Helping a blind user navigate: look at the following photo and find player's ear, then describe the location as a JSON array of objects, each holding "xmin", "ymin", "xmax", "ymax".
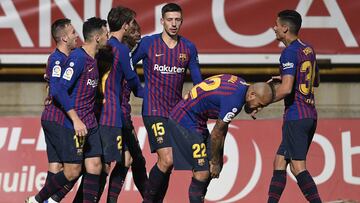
[{"xmin": 160, "ymin": 17, "xmax": 164, "ymax": 26}]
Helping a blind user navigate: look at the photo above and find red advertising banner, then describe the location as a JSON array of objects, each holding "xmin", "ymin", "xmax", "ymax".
[
  {"xmin": 0, "ymin": 0, "xmax": 360, "ymax": 64},
  {"xmin": 0, "ymin": 116, "xmax": 359, "ymax": 202}
]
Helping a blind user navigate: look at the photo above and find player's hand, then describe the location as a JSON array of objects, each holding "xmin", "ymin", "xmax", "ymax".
[
  {"xmin": 210, "ymin": 161, "xmax": 222, "ymax": 179},
  {"xmin": 73, "ymin": 119, "xmax": 88, "ymax": 137}
]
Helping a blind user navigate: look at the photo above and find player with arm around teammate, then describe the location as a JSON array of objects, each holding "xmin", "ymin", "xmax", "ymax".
[
  {"xmin": 168, "ymin": 74, "xmax": 274, "ymax": 203},
  {"xmin": 266, "ymin": 10, "xmax": 321, "ymax": 203}
]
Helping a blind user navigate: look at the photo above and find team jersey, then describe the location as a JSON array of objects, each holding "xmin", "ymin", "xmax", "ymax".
[
  {"xmin": 41, "ymin": 49, "xmax": 67, "ymax": 125},
  {"xmin": 132, "ymin": 33, "xmax": 202, "ymax": 117},
  {"xmin": 120, "ymin": 79, "xmax": 132, "ymax": 123},
  {"xmin": 55, "ymin": 47, "xmax": 99, "ymax": 129},
  {"xmin": 279, "ymin": 39, "xmax": 318, "ymax": 121},
  {"xmin": 99, "ymin": 37, "xmax": 141, "ymax": 127},
  {"xmin": 170, "ymin": 74, "xmax": 248, "ymax": 135}
]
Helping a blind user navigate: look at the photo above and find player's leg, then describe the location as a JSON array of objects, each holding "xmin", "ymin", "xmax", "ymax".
[
  {"xmin": 123, "ymin": 120, "xmax": 148, "ymax": 197},
  {"xmin": 142, "ymin": 116, "xmax": 173, "ymax": 203},
  {"xmin": 106, "ymin": 148, "xmax": 131, "ymax": 203},
  {"xmin": 190, "ymin": 171, "xmax": 210, "ymax": 203},
  {"xmin": 267, "ymin": 122, "xmax": 289, "ymax": 203},
  {"xmin": 288, "ymin": 119, "xmax": 321, "ymax": 203},
  {"xmin": 82, "ymin": 127, "xmax": 103, "ymax": 202}
]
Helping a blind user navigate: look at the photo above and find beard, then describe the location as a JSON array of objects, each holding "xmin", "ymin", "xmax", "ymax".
[{"xmin": 244, "ymin": 103, "xmax": 253, "ymax": 114}]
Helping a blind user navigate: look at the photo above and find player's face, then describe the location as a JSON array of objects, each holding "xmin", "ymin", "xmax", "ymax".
[
  {"xmin": 126, "ymin": 24, "xmax": 141, "ymax": 47},
  {"xmin": 161, "ymin": 11, "xmax": 183, "ymax": 37},
  {"xmin": 244, "ymin": 93, "xmax": 266, "ymax": 114},
  {"xmin": 64, "ymin": 24, "xmax": 78, "ymax": 50},
  {"xmin": 97, "ymin": 26, "xmax": 109, "ymax": 49},
  {"xmin": 273, "ymin": 17, "xmax": 286, "ymax": 41}
]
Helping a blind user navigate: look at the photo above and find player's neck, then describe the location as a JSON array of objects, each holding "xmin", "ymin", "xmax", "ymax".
[
  {"xmin": 110, "ymin": 31, "xmax": 124, "ymax": 43},
  {"xmin": 57, "ymin": 44, "xmax": 71, "ymax": 56},
  {"xmin": 82, "ymin": 43, "xmax": 97, "ymax": 59},
  {"xmin": 283, "ymin": 35, "xmax": 298, "ymax": 47},
  {"xmin": 161, "ymin": 32, "xmax": 178, "ymax": 48}
]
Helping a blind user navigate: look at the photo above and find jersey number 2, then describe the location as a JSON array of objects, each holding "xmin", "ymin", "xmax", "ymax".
[{"xmin": 190, "ymin": 75, "xmax": 222, "ymax": 99}]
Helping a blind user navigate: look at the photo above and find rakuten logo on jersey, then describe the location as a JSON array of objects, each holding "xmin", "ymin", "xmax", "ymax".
[
  {"xmin": 87, "ymin": 79, "xmax": 98, "ymax": 88},
  {"xmin": 153, "ymin": 64, "xmax": 185, "ymax": 74}
]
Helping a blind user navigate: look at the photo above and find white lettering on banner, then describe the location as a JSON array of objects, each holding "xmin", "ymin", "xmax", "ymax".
[
  {"xmin": 0, "ymin": 127, "xmax": 46, "ymax": 151},
  {"xmin": 286, "ymin": 133, "xmax": 336, "ymax": 185},
  {"xmin": 296, "ymin": 0, "xmax": 358, "ymax": 47},
  {"xmin": 39, "ymin": 0, "xmax": 51, "ymax": 47},
  {"xmin": 0, "ymin": 165, "xmax": 41, "ymax": 192},
  {"xmin": 211, "ymin": 0, "xmax": 275, "ymax": 48},
  {"xmin": 0, "ymin": 0, "xmax": 33, "ymax": 47},
  {"xmin": 342, "ymin": 131, "xmax": 360, "ymax": 185},
  {"xmin": 0, "ymin": 128, "xmax": 8, "ymax": 149},
  {"xmin": 212, "ymin": 0, "xmax": 358, "ymax": 48},
  {"xmin": 206, "ymin": 124, "xmax": 262, "ymax": 202},
  {"xmin": 144, "ymin": 4, "xmax": 165, "ymax": 36}
]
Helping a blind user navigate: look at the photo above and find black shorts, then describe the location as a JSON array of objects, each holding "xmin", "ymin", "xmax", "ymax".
[
  {"xmin": 83, "ymin": 127, "xmax": 102, "ymax": 159},
  {"xmin": 99, "ymin": 125, "xmax": 123, "ymax": 163},
  {"xmin": 42, "ymin": 120, "xmax": 63, "ymax": 163},
  {"xmin": 143, "ymin": 116, "xmax": 172, "ymax": 153},
  {"xmin": 168, "ymin": 119, "xmax": 210, "ymax": 171},
  {"xmin": 277, "ymin": 119, "xmax": 317, "ymax": 160}
]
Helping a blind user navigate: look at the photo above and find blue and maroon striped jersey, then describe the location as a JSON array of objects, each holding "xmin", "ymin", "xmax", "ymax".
[
  {"xmin": 54, "ymin": 48, "xmax": 99, "ymax": 129},
  {"xmin": 99, "ymin": 37, "xmax": 142, "ymax": 127},
  {"xmin": 120, "ymin": 79, "xmax": 132, "ymax": 123},
  {"xmin": 41, "ymin": 49, "xmax": 67, "ymax": 125},
  {"xmin": 279, "ymin": 39, "xmax": 318, "ymax": 121},
  {"xmin": 132, "ymin": 33, "xmax": 202, "ymax": 117},
  {"xmin": 170, "ymin": 74, "xmax": 248, "ymax": 135}
]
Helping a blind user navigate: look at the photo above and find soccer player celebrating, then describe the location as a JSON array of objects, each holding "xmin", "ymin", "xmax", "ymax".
[
  {"xmin": 94, "ymin": 6, "xmax": 145, "ymax": 203},
  {"xmin": 132, "ymin": 3, "xmax": 202, "ymax": 202},
  {"xmin": 27, "ymin": 18, "xmax": 78, "ymax": 203},
  {"xmin": 169, "ymin": 74, "xmax": 274, "ymax": 203},
  {"xmin": 266, "ymin": 10, "xmax": 321, "ymax": 203}
]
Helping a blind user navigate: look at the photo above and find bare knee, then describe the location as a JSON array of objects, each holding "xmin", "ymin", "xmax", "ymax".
[
  {"xmin": 48, "ymin": 162, "xmax": 63, "ymax": 174},
  {"xmin": 273, "ymin": 155, "xmax": 287, "ymax": 170},
  {"xmin": 290, "ymin": 160, "xmax": 306, "ymax": 176},
  {"xmin": 193, "ymin": 171, "xmax": 210, "ymax": 182},
  {"xmin": 85, "ymin": 157, "xmax": 102, "ymax": 174},
  {"xmin": 157, "ymin": 148, "xmax": 173, "ymax": 172},
  {"xmin": 63, "ymin": 163, "xmax": 82, "ymax": 181}
]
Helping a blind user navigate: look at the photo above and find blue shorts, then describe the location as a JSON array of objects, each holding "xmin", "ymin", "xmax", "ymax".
[
  {"xmin": 168, "ymin": 119, "xmax": 210, "ymax": 171},
  {"xmin": 83, "ymin": 127, "xmax": 102, "ymax": 159},
  {"xmin": 143, "ymin": 116, "xmax": 172, "ymax": 153},
  {"xmin": 42, "ymin": 120, "xmax": 63, "ymax": 163},
  {"xmin": 99, "ymin": 125, "xmax": 123, "ymax": 163},
  {"xmin": 277, "ymin": 119, "xmax": 317, "ymax": 160}
]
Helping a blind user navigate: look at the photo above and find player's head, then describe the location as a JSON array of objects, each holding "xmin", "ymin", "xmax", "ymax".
[
  {"xmin": 123, "ymin": 20, "xmax": 141, "ymax": 50},
  {"xmin": 274, "ymin": 10, "xmax": 302, "ymax": 40},
  {"xmin": 161, "ymin": 3, "xmax": 183, "ymax": 37},
  {"xmin": 51, "ymin": 18, "xmax": 78, "ymax": 49},
  {"xmin": 107, "ymin": 6, "xmax": 136, "ymax": 33},
  {"xmin": 244, "ymin": 82, "xmax": 274, "ymax": 115},
  {"xmin": 83, "ymin": 17, "xmax": 108, "ymax": 49}
]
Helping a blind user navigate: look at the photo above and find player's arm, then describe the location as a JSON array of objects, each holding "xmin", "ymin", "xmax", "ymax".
[
  {"xmin": 53, "ymin": 58, "xmax": 87, "ymax": 136},
  {"xmin": 119, "ymin": 46, "xmax": 144, "ymax": 98},
  {"xmin": 188, "ymin": 44, "xmax": 202, "ymax": 85},
  {"xmin": 131, "ymin": 37, "xmax": 148, "ymax": 65},
  {"xmin": 210, "ymin": 119, "xmax": 228, "ymax": 178},
  {"xmin": 314, "ymin": 63, "xmax": 320, "ymax": 87},
  {"xmin": 272, "ymin": 51, "xmax": 297, "ymax": 103}
]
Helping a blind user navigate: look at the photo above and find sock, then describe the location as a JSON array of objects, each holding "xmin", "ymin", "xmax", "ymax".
[
  {"xmin": 155, "ymin": 170, "xmax": 171, "ymax": 202},
  {"xmin": 143, "ymin": 164, "xmax": 167, "ymax": 203},
  {"xmin": 107, "ymin": 163, "xmax": 129, "ymax": 203},
  {"xmin": 296, "ymin": 170, "xmax": 322, "ymax": 203},
  {"xmin": 267, "ymin": 170, "xmax": 287, "ymax": 203},
  {"xmin": 82, "ymin": 173, "xmax": 100, "ymax": 203},
  {"xmin": 35, "ymin": 171, "xmax": 70, "ymax": 202},
  {"xmin": 97, "ymin": 171, "xmax": 108, "ymax": 200},
  {"xmin": 131, "ymin": 154, "xmax": 148, "ymax": 197},
  {"xmin": 189, "ymin": 177, "xmax": 208, "ymax": 203},
  {"xmin": 72, "ymin": 176, "xmax": 84, "ymax": 203},
  {"xmin": 51, "ymin": 177, "xmax": 78, "ymax": 202}
]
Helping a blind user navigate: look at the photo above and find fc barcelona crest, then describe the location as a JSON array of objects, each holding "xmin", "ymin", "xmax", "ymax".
[{"xmin": 179, "ymin": 53, "xmax": 187, "ymax": 63}]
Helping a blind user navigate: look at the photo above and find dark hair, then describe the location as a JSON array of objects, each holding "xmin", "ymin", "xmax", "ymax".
[
  {"xmin": 51, "ymin": 18, "xmax": 71, "ymax": 43},
  {"xmin": 123, "ymin": 20, "xmax": 141, "ymax": 50},
  {"xmin": 278, "ymin": 10, "xmax": 302, "ymax": 35},
  {"xmin": 161, "ymin": 3, "xmax": 182, "ymax": 17},
  {"xmin": 107, "ymin": 6, "xmax": 136, "ymax": 32},
  {"xmin": 83, "ymin": 17, "xmax": 107, "ymax": 41}
]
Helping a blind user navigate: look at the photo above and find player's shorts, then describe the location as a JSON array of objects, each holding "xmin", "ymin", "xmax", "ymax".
[
  {"xmin": 99, "ymin": 125, "xmax": 123, "ymax": 163},
  {"xmin": 168, "ymin": 119, "xmax": 210, "ymax": 171},
  {"xmin": 277, "ymin": 119, "xmax": 317, "ymax": 160},
  {"xmin": 143, "ymin": 116, "xmax": 172, "ymax": 153},
  {"xmin": 42, "ymin": 120, "xmax": 63, "ymax": 163},
  {"xmin": 43, "ymin": 121, "xmax": 101, "ymax": 163}
]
